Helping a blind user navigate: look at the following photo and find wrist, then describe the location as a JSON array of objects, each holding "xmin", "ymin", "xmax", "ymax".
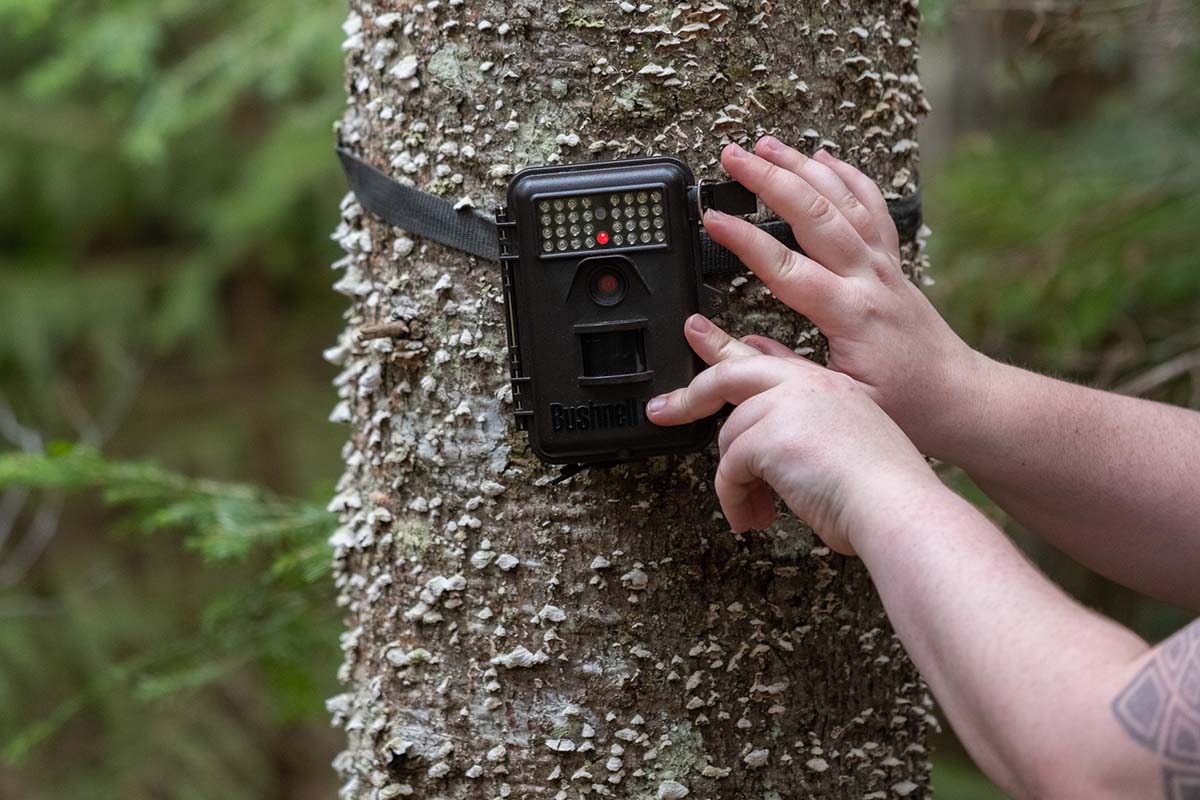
[
  {"xmin": 843, "ymin": 471, "xmax": 954, "ymax": 556},
  {"xmin": 921, "ymin": 346, "xmax": 1006, "ymax": 464}
]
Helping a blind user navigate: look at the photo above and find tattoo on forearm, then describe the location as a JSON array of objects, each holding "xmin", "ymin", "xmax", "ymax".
[{"xmin": 1112, "ymin": 619, "xmax": 1200, "ymax": 800}]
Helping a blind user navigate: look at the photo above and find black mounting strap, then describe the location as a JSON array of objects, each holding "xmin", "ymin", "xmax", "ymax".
[
  {"xmin": 336, "ymin": 147, "xmax": 923, "ymax": 277},
  {"xmin": 337, "ymin": 148, "xmax": 501, "ymax": 261}
]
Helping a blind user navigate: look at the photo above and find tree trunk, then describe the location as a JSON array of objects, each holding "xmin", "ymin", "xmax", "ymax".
[{"xmin": 326, "ymin": 1, "xmax": 933, "ymax": 798}]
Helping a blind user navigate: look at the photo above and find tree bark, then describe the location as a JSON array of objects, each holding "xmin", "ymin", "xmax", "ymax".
[{"xmin": 326, "ymin": 1, "xmax": 933, "ymax": 798}]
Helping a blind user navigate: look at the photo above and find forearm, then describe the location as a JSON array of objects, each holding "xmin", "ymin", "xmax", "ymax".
[
  {"xmin": 932, "ymin": 354, "xmax": 1200, "ymax": 610},
  {"xmin": 853, "ymin": 482, "xmax": 1156, "ymax": 799}
]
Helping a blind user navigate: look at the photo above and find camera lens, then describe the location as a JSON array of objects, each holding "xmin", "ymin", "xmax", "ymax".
[{"xmin": 588, "ymin": 266, "xmax": 626, "ymax": 307}]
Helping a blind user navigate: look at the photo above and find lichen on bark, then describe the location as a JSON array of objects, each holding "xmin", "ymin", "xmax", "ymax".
[{"xmin": 326, "ymin": 1, "xmax": 934, "ymax": 797}]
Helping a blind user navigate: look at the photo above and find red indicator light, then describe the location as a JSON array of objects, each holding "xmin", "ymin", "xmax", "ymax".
[{"xmin": 596, "ymin": 231, "xmax": 610, "ymax": 245}]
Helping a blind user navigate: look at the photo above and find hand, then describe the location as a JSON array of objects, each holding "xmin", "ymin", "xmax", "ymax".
[
  {"xmin": 704, "ymin": 137, "xmax": 984, "ymax": 458},
  {"xmin": 647, "ymin": 314, "xmax": 941, "ymax": 554}
]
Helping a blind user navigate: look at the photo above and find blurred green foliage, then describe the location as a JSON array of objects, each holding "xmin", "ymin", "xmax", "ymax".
[
  {"xmin": 0, "ymin": 447, "xmax": 337, "ymax": 798},
  {"xmin": 0, "ymin": 0, "xmax": 346, "ymax": 405},
  {"xmin": 0, "ymin": 446, "xmax": 332, "ymax": 582},
  {"xmin": 0, "ymin": 0, "xmax": 1197, "ymax": 797},
  {"xmin": 0, "ymin": 0, "xmax": 347, "ymax": 796},
  {"xmin": 930, "ymin": 49, "xmax": 1200, "ymax": 395}
]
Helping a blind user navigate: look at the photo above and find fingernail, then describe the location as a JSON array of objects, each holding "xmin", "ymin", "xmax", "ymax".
[
  {"xmin": 757, "ymin": 135, "xmax": 781, "ymax": 152},
  {"xmin": 814, "ymin": 149, "xmax": 834, "ymax": 162},
  {"xmin": 646, "ymin": 396, "xmax": 667, "ymax": 414},
  {"xmin": 703, "ymin": 208, "xmax": 730, "ymax": 225},
  {"xmin": 725, "ymin": 142, "xmax": 750, "ymax": 159},
  {"xmin": 687, "ymin": 313, "xmax": 712, "ymax": 334}
]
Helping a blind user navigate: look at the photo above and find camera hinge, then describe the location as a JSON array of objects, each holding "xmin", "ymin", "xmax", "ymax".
[{"xmin": 495, "ymin": 206, "xmax": 534, "ymax": 431}]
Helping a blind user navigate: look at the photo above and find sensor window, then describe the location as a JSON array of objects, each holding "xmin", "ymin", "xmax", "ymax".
[
  {"xmin": 587, "ymin": 265, "xmax": 627, "ymax": 307},
  {"xmin": 579, "ymin": 329, "xmax": 646, "ymax": 378}
]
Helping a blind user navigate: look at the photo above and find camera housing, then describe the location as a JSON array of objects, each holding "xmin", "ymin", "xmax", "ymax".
[{"xmin": 497, "ymin": 157, "xmax": 725, "ymax": 465}]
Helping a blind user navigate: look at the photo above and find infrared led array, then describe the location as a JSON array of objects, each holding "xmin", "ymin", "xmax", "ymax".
[{"xmin": 537, "ymin": 190, "xmax": 668, "ymax": 255}]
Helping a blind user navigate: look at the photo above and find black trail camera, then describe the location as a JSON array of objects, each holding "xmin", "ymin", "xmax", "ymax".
[{"xmin": 496, "ymin": 157, "xmax": 756, "ymax": 465}]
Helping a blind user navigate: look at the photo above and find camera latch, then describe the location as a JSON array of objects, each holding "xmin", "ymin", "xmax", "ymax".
[{"xmin": 689, "ymin": 179, "xmax": 758, "ymax": 220}]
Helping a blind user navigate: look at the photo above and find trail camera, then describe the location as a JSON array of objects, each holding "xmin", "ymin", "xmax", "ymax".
[{"xmin": 496, "ymin": 157, "xmax": 756, "ymax": 465}]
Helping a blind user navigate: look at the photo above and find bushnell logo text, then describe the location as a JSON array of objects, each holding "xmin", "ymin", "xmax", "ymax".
[{"xmin": 549, "ymin": 399, "xmax": 643, "ymax": 433}]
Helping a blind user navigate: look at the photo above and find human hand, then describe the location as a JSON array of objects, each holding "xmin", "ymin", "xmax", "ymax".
[
  {"xmin": 646, "ymin": 313, "xmax": 942, "ymax": 554},
  {"xmin": 704, "ymin": 137, "xmax": 984, "ymax": 458}
]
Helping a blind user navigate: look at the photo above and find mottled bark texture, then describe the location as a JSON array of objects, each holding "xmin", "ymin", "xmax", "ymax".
[{"xmin": 326, "ymin": 1, "xmax": 934, "ymax": 798}]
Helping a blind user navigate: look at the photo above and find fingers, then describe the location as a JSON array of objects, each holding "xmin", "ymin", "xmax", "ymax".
[
  {"xmin": 740, "ymin": 334, "xmax": 805, "ymax": 362},
  {"xmin": 746, "ymin": 483, "xmax": 777, "ymax": 530},
  {"xmin": 648, "ymin": 321, "xmax": 784, "ymax": 532},
  {"xmin": 681, "ymin": 313, "xmax": 762, "ymax": 366},
  {"xmin": 717, "ymin": 405, "xmax": 780, "ymax": 531},
  {"xmin": 715, "ymin": 432, "xmax": 776, "ymax": 532},
  {"xmin": 720, "ymin": 142, "xmax": 874, "ymax": 276},
  {"xmin": 716, "ymin": 390, "xmax": 772, "ymax": 456},
  {"xmin": 813, "ymin": 150, "xmax": 900, "ymax": 254},
  {"xmin": 646, "ymin": 356, "xmax": 788, "ymax": 426},
  {"xmin": 754, "ymin": 136, "xmax": 880, "ymax": 247},
  {"xmin": 701, "ymin": 209, "xmax": 847, "ymax": 327}
]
